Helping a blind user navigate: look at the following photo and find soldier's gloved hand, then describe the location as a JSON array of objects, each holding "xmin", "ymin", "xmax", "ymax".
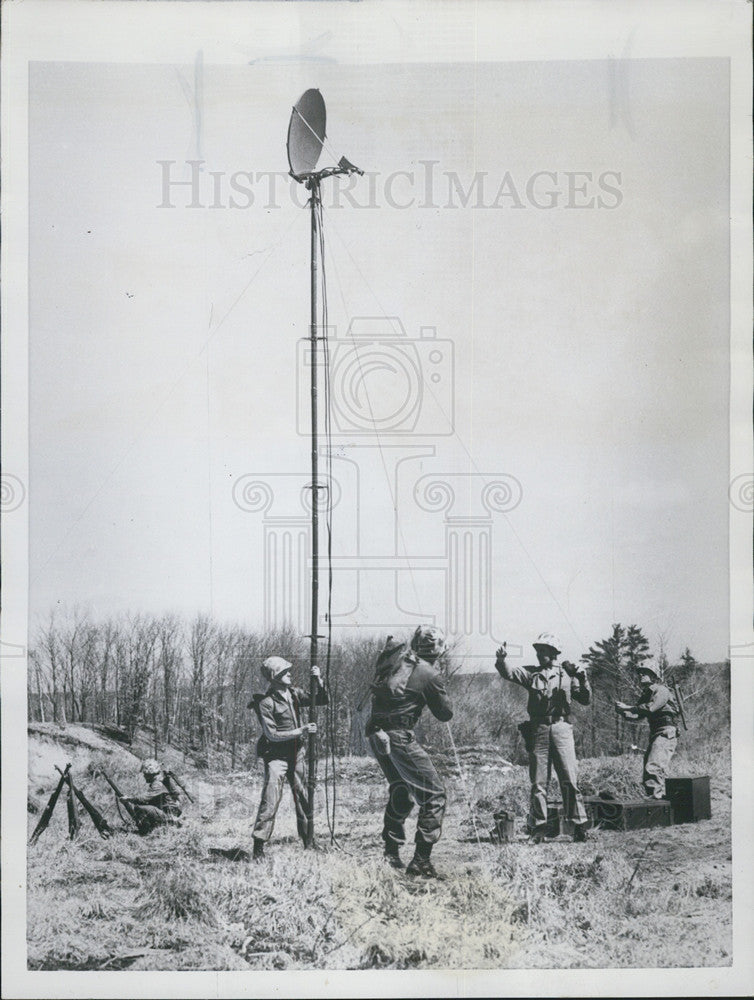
[
  {"xmin": 496, "ymin": 644, "xmax": 508, "ymax": 662},
  {"xmin": 302, "ymin": 722, "xmax": 317, "ymax": 735},
  {"xmin": 561, "ymin": 660, "xmax": 578, "ymax": 677}
]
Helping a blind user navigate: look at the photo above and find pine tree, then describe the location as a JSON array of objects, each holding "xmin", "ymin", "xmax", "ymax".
[
  {"xmin": 580, "ymin": 623, "xmax": 652, "ymax": 754},
  {"xmin": 581, "ymin": 624, "xmax": 626, "ymax": 754},
  {"xmin": 625, "ymin": 625, "xmax": 651, "ymax": 673}
]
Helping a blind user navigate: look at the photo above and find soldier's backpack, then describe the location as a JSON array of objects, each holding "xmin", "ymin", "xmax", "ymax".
[{"xmin": 369, "ymin": 636, "xmax": 420, "ymax": 701}]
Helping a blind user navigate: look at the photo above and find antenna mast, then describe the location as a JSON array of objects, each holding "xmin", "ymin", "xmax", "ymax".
[{"xmin": 286, "ymin": 89, "xmax": 363, "ymax": 847}]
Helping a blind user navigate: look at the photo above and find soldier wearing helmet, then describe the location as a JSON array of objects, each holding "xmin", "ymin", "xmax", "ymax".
[
  {"xmin": 495, "ymin": 632, "xmax": 591, "ymax": 843},
  {"xmin": 119, "ymin": 758, "xmax": 182, "ymax": 833},
  {"xmin": 615, "ymin": 661, "xmax": 680, "ymax": 798},
  {"xmin": 365, "ymin": 625, "xmax": 453, "ymax": 878},
  {"xmin": 249, "ymin": 655, "xmax": 328, "ymax": 861}
]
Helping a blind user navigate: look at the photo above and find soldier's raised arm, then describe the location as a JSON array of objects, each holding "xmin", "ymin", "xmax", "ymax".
[
  {"xmin": 563, "ymin": 660, "xmax": 591, "ymax": 705},
  {"xmin": 494, "ymin": 643, "xmax": 531, "ymax": 686},
  {"xmin": 425, "ymin": 670, "xmax": 453, "ymax": 722}
]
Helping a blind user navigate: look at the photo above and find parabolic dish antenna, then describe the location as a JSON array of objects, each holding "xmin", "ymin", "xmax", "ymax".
[{"xmin": 287, "ymin": 88, "xmax": 326, "ymax": 179}]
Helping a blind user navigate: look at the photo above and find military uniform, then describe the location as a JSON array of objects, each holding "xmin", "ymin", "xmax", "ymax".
[
  {"xmin": 366, "ymin": 639, "xmax": 453, "ymax": 857},
  {"xmin": 498, "ymin": 658, "xmax": 591, "ymax": 831},
  {"xmin": 127, "ymin": 772, "xmax": 182, "ymax": 833},
  {"xmin": 252, "ymin": 683, "xmax": 328, "ymax": 843},
  {"xmin": 623, "ymin": 681, "xmax": 679, "ymax": 798}
]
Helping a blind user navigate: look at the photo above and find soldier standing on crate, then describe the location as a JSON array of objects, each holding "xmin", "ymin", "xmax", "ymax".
[
  {"xmin": 366, "ymin": 625, "xmax": 453, "ymax": 878},
  {"xmin": 120, "ymin": 759, "xmax": 182, "ymax": 833},
  {"xmin": 615, "ymin": 662, "xmax": 680, "ymax": 799},
  {"xmin": 249, "ymin": 656, "xmax": 328, "ymax": 861},
  {"xmin": 495, "ymin": 633, "xmax": 591, "ymax": 844}
]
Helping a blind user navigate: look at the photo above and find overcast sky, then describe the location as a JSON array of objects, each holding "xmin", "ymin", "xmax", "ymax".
[{"xmin": 28, "ymin": 54, "xmax": 730, "ymax": 664}]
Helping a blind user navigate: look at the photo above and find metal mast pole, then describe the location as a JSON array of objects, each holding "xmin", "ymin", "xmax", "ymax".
[{"xmin": 306, "ymin": 178, "xmax": 320, "ymax": 848}]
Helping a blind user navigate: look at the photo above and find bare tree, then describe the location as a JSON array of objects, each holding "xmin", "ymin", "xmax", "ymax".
[{"xmin": 188, "ymin": 614, "xmax": 217, "ymax": 757}]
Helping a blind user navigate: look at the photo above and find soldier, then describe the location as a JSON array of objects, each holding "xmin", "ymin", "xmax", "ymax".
[
  {"xmin": 366, "ymin": 625, "xmax": 453, "ymax": 878},
  {"xmin": 250, "ymin": 656, "xmax": 328, "ymax": 861},
  {"xmin": 615, "ymin": 662, "xmax": 679, "ymax": 799},
  {"xmin": 495, "ymin": 633, "xmax": 591, "ymax": 844},
  {"xmin": 120, "ymin": 759, "xmax": 182, "ymax": 833}
]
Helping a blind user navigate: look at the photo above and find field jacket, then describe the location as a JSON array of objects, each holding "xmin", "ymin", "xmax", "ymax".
[
  {"xmin": 497, "ymin": 660, "xmax": 591, "ymax": 723},
  {"xmin": 254, "ymin": 683, "xmax": 328, "ymax": 759},
  {"xmin": 368, "ymin": 656, "xmax": 453, "ymax": 733},
  {"xmin": 129, "ymin": 775, "xmax": 181, "ymax": 815},
  {"xmin": 629, "ymin": 682, "xmax": 679, "ymax": 737}
]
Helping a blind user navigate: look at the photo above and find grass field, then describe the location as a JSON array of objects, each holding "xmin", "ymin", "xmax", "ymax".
[{"xmin": 26, "ymin": 724, "xmax": 732, "ymax": 971}]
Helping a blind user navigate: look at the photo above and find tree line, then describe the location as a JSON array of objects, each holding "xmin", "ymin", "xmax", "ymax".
[{"xmin": 27, "ymin": 611, "xmax": 729, "ymax": 767}]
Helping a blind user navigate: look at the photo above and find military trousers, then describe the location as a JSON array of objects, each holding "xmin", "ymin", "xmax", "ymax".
[
  {"xmin": 134, "ymin": 803, "xmax": 182, "ymax": 834},
  {"xmin": 252, "ymin": 746, "xmax": 309, "ymax": 843},
  {"xmin": 528, "ymin": 720, "xmax": 588, "ymax": 829},
  {"xmin": 643, "ymin": 727, "xmax": 678, "ymax": 798},
  {"xmin": 369, "ymin": 729, "xmax": 446, "ymax": 848}
]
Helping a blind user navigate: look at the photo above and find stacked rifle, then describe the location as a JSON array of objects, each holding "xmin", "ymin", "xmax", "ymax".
[
  {"xmin": 28, "ymin": 764, "xmax": 194, "ymax": 844},
  {"xmin": 29, "ymin": 763, "xmax": 112, "ymax": 844}
]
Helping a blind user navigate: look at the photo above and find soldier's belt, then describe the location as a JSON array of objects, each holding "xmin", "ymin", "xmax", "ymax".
[{"xmin": 367, "ymin": 713, "xmax": 416, "ymax": 733}]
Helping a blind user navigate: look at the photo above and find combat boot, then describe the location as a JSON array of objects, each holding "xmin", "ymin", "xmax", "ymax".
[
  {"xmin": 406, "ymin": 840, "xmax": 441, "ymax": 879},
  {"xmin": 383, "ymin": 842, "xmax": 404, "ymax": 869},
  {"xmin": 252, "ymin": 837, "xmax": 266, "ymax": 862},
  {"xmin": 529, "ymin": 825, "xmax": 547, "ymax": 845},
  {"xmin": 406, "ymin": 855, "xmax": 440, "ymax": 879}
]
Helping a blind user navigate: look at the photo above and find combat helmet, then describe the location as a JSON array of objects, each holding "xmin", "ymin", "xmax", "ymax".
[
  {"xmin": 532, "ymin": 632, "xmax": 562, "ymax": 655},
  {"xmin": 411, "ymin": 625, "xmax": 447, "ymax": 661},
  {"xmin": 261, "ymin": 655, "xmax": 293, "ymax": 682},
  {"xmin": 636, "ymin": 661, "xmax": 661, "ymax": 681}
]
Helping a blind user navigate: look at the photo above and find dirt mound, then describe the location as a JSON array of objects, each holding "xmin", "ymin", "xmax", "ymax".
[{"xmin": 28, "ymin": 723, "xmax": 137, "ymax": 786}]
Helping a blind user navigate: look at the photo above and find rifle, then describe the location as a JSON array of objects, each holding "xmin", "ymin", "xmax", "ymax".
[
  {"xmin": 29, "ymin": 763, "xmax": 71, "ymax": 845},
  {"xmin": 163, "ymin": 770, "xmax": 194, "ymax": 804},
  {"xmin": 66, "ymin": 778, "xmax": 81, "ymax": 839},
  {"xmin": 670, "ymin": 675, "xmax": 688, "ymax": 732},
  {"xmin": 56, "ymin": 766, "xmax": 112, "ymax": 839},
  {"xmin": 100, "ymin": 770, "xmax": 151, "ymax": 835}
]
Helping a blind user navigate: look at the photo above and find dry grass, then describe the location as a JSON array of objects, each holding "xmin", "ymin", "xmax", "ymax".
[{"xmin": 27, "ymin": 725, "xmax": 732, "ymax": 971}]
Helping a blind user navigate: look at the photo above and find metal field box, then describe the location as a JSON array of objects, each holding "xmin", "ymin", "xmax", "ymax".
[
  {"xmin": 664, "ymin": 777, "xmax": 711, "ymax": 823},
  {"xmin": 585, "ymin": 797, "xmax": 673, "ymax": 831}
]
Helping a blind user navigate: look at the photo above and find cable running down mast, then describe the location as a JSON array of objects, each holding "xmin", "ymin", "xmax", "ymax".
[{"xmin": 286, "ymin": 88, "xmax": 363, "ymax": 848}]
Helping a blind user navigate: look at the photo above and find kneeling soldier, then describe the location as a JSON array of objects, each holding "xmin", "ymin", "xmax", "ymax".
[
  {"xmin": 366, "ymin": 625, "xmax": 453, "ymax": 878},
  {"xmin": 250, "ymin": 656, "xmax": 328, "ymax": 861},
  {"xmin": 495, "ymin": 633, "xmax": 591, "ymax": 844},
  {"xmin": 121, "ymin": 759, "xmax": 182, "ymax": 833},
  {"xmin": 615, "ymin": 662, "xmax": 679, "ymax": 799}
]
